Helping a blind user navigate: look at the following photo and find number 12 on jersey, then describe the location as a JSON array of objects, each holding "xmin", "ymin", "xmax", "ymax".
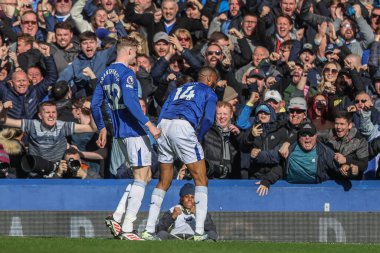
[{"xmin": 173, "ymin": 85, "xmax": 196, "ymax": 101}]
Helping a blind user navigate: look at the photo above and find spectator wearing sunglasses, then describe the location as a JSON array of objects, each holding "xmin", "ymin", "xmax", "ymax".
[
  {"xmin": 13, "ymin": 11, "xmax": 46, "ymax": 42},
  {"xmin": 317, "ymin": 61, "xmax": 341, "ymax": 100},
  {"xmin": 255, "ymin": 122, "xmax": 344, "ymax": 196},
  {"xmin": 332, "ymin": 4, "xmax": 374, "ymax": 56}
]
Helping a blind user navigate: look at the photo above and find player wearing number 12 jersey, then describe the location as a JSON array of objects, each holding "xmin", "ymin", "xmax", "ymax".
[
  {"xmin": 91, "ymin": 37, "xmax": 160, "ymax": 240},
  {"xmin": 142, "ymin": 67, "xmax": 218, "ymax": 241}
]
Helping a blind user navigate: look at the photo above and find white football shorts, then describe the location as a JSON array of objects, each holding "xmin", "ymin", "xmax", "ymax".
[
  {"xmin": 157, "ymin": 119, "xmax": 204, "ymax": 164},
  {"xmin": 118, "ymin": 135, "xmax": 152, "ymax": 167}
]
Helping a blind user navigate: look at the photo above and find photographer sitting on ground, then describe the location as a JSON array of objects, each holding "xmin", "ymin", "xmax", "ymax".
[{"xmin": 54, "ymin": 147, "xmax": 101, "ymax": 179}]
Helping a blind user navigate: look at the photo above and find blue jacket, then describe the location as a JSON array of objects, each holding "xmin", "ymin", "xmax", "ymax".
[
  {"xmin": 58, "ymin": 44, "xmax": 117, "ymax": 97},
  {"xmin": 0, "ymin": 56, "xmax": 58, "ymax": 119}
]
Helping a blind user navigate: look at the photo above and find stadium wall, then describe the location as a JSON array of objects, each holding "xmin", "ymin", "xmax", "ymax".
[{"xmin": 1, "ymin": 180, "xmax": 380, "ymax": 242}]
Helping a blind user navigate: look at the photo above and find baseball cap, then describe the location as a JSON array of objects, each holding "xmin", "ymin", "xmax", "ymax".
[
  {"xmin": 264, "ymin": 90, "xmax": 282, "ymax": 103},
  {"xmin": 300, "ymin": 43, "xmax": 315, "ymax": 55},
  {"xmin": 0, "ymin": 144, "xmax": 10, "ymax": 164},
  {"xmin": 223, "ymin": 86, "xmax": 238, "ymax": 102},
  {"xmin": 325, "ymin": 43, "xmax": 337, "ymax": 54},
  {"xmin": 374, "ymin": 70, "xmax": 380, "ymax": 82},
  {"xmin": 255, "ymin": 104, "xmax": 271, "ymax": 115},
  {"xmin": 179, "ymin": 183, "xmax": 195, "ymax": 197},
  {"xmin": 153, "ymin": 32, "xmax": 170, "ymax": 43},
  {"xmin": 247, "ymin": 68, "xmax": 265, "ymax": 79},
  {"xmin": 298, "ymin": 122, "xmax": 317, "ymax": 137},
  {"xmin": 288, "ymin": 97, "xmax": 307, "ymax": 111}
]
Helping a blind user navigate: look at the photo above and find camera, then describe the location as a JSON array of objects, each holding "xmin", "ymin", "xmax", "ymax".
[
  {"xmin": 21, "ymin": 155, "xmax": 58, "ymax": 177},
  {"xmin": 315, "ymin": 100, "xmax": 327, "ymax": 110},
  {"xmin": 67, "ymin": 158, "xmax": 81, "ymax": 176}
]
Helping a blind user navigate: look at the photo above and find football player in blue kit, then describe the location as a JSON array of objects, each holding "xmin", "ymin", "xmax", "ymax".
[
  {"xmin": 142, "ymin": 66, "xmax": 218, "ymax": 241},
  {"xmin": 91, "ymin": 37, "xmax": 161, "ymax": 240}
]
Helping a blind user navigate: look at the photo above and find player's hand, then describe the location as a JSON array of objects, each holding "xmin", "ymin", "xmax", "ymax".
[
  {"xmin": 256, "ymin": 181, "xmax": 269, "ymax": 196},
  {"xmin": 172, "ymin": 206, "xmax": 182, "ymax": 219},
  {"xmin": 146, "ymin": 122, "xmax": 161, "ymax": 139},
  {"xmin": 96, "ymin": 128, "xmax": 107, "ymax": 148}
]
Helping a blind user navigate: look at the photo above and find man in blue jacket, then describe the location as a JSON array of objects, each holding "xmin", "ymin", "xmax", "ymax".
[{"xmin": 58, "ymin": 31, "xmax": 116, "ymax": 98}]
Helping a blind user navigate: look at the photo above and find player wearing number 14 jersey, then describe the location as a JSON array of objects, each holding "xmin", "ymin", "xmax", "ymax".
[
  {"xmin": 91, "ymin": 37, "xmax": 160, "ymax": 240},
  {"xmin": 142, "ymin": 67, "xmax": 218, "ymax": 241}
]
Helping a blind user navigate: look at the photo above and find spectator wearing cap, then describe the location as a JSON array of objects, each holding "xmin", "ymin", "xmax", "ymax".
[
  {"xmin": 324, "ymin": 43, "xmax": 350, "ymax": 66},
  {"xmin": 280, "ymin": 61, "xmax": 317, "ymax": 103},
  {"xmin": 241, "ymin": 102, "xmax": 287, "ymax": 180},
  {"xmin": 332, "ymin": 4, "xmax": 374, "ymax": 56},
  {"xmin": 298, "ymin": 43, "xmax": 320, "ymax": 88},
  {"xmin": 156, "ymin": 183, "xmax": 218, "ymax": 241},
  {"xmin": 244, "ymin": 68, "xmax": 266, "ymax": 97},
  {"xmin": 222, "ymin": 86, "xmax": 239, "ymax": 113},
  {"xmin": 321, "ymin": 111, "xmax": 368, "ymax": 179},
  {"xmin": 152, "ymin": 32, "xmax": 170, "ymax": 60},
  {"xmin": 255, "ymin": 122, "xmax": 344, "ymax": 196}
]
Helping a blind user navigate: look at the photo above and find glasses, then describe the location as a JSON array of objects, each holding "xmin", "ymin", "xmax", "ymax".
[
  {"xmin": 22, "ymin": 20, "xmax": 37, "ymax": 25},
  {"xmin": 22, "ymin": 4, "xmax": 32, "ymax": 8},
  {"xmin": 178, "ymin": 37, "xmax": 190, "ymax": 42},
  {"xmin": 324, "ymin": 67, "xmax": 338, "ymax": 74},
  {"xmin": 355, "ymin": 99, "xmax": 367, "ymax": 104},
  {"xmin": 341, "ymin": 23, "xmax": 352, "ymax": 29},
  {"xmin": 56, "ymin": 0, "xmax": 71, "ymax": 3},
  {"xmin": 206, "ymin": 50, "xmax": 222, "ymax": 56},
  {"xmin": 299, "ymin": 132, "xmax": 315, "ymax": 137},
  {"xmin": 289, "ymin": 108, "xmax": 305, "ymax": 114},
  {"xmin": 371, "ymin": 14, "xmax": 380, "ymax": 18}
]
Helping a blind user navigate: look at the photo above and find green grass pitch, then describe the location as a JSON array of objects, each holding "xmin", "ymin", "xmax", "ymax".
[{"xmin": 1, "ymin": 237, "xmax": 380, "ymax": 253}]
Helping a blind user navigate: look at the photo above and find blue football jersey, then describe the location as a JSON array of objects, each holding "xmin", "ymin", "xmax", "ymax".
[
  {"xmin": 159, "ymin": 82, "xmax": 217, "ymax": 140},
  {"xmin": 91, "ymin": 62, "xmax": 149, "ymax": 138}
]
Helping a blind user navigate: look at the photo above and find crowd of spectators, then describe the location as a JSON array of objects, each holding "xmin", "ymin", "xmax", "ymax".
[{"xmin": 0, "ymin": 0, "xmax": 380, "ymax": 191}]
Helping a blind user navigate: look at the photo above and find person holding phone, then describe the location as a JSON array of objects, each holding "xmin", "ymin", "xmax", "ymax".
[{"xmin": 240, "ymin": 103, "xmax": 287, "ymax": 180}]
